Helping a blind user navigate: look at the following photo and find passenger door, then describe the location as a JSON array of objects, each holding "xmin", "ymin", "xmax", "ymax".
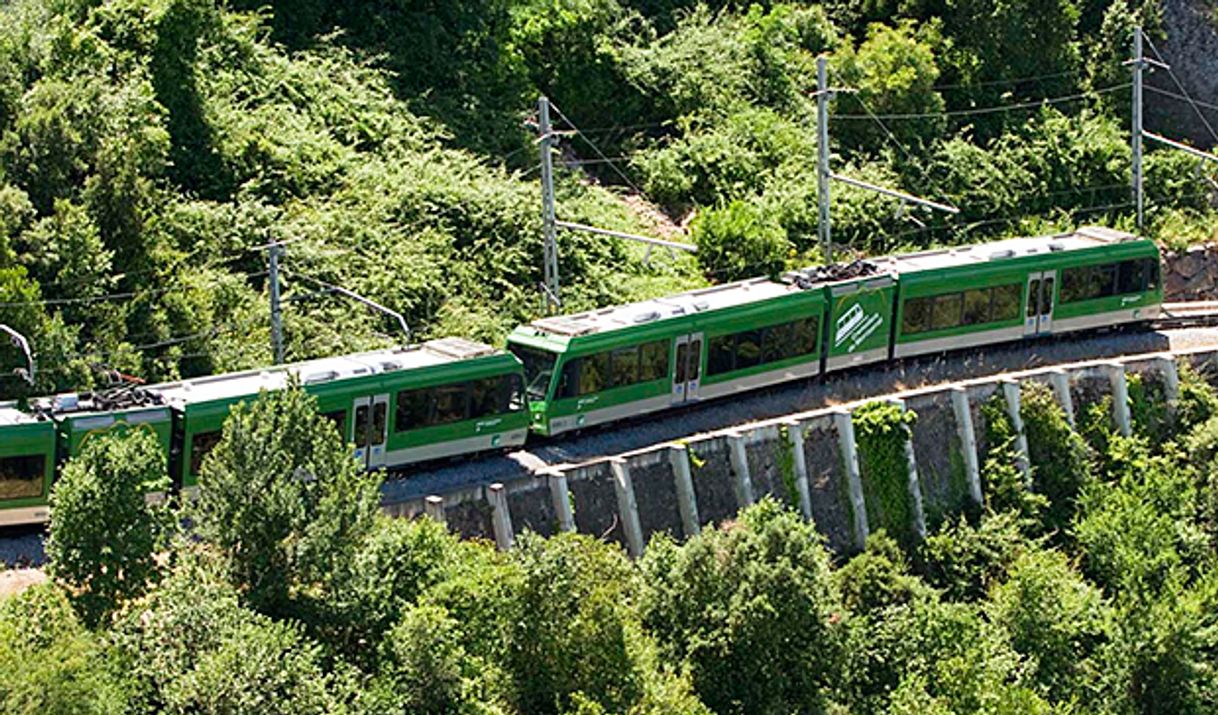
[
  {"xmin": 1023, "ymin": 271, "xmax": 1057, "ymax": 337},
  {"xmin": 351, "ymin": 394, "xmax": 390, "ymax": 469},
  {"xmin": 672, "ymin": 333, "xmax": 704, "ymax": 404}
]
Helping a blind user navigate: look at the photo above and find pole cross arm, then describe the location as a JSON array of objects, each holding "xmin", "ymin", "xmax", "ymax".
[
  {"xmin": 829, "ymin": 173, "xmax": 961, "ymax": 214},
  {"xmin": 556, "ymin": 220, "xmax": 698, "ymax": 252},
  {"xmin": 0, "ymin": 324, "xmax": 34, "ymax": 385},
  {"xmin": 1143, "ymin": 131, "xmax": 1218, "ymax": 164},
  {"xmin": 290, "ymin": 273, "xmax": 411, "ymax": 343}
]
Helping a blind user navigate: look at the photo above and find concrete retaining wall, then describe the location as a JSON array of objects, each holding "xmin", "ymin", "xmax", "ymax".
[{"xmin": 389, "ymin": 346, "xmax": 1218, "ymax": 557}]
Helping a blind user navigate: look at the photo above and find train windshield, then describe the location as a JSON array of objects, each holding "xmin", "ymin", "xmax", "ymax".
[{"xmin": 509, "ymin": 344, "xmax": 558, "ymax": 401}]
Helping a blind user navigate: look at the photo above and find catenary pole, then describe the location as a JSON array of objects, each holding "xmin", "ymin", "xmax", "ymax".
[
  {"xmin": 816, "ymin": 55, "xmax": 832, "ymax": 263},
  {"xmin": 1132, "ymin": 25, "xmax": 1144, "ymax": 232},
  {"xmin": 268, "ymin": 242, "xmax": 284, "ymax": 365},
  {"xmin": 539, "ymin": 96, "xmax": 560, "ymax": 312}
]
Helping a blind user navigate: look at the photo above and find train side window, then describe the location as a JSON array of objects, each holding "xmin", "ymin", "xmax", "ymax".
[
  {"xmin": 579, "ymin": 352, "xmax": 609, "ymax": 395},
  {"xmin": 735, "ymin": 329, "xmax": 763, "ymax": 370},
  {"xmin": 1146, "ymin": 258, "xmax": 1160, "ymax": 290},
  {"xmin": 559, "ymin": 359, "xmax": 581, "ymax": 399},
  {"xmin": 640, "ymin": 340, "xmax": 669, "ymax": 381},
  {"xmin": 1060, "ymin": 267, "xmax": 1085, "ymax": 303},
  {"xmin": 432, "ymin": 384, "xmax": 468, "ymax": 424},
  {"xmin": 610, "ymin": 346, "xmax": 640, "ymax": 388},
  {"xmin": 1063, "ymin": 264, "xmax": 1118, "ymax": 303},
  {"xmin": 902, "ymin": 297, "xmax": 932, "ymax": 335},
  {"xmin": 1117, "ymin": 259, "xmax": 1148, "ymax": 294},
  {"xmin": 794, "ymin": 318, "xmax": 819, "ymax": 355},
  {"xmin": 962, "ymin": 289, "xmax": 991, "ymax": 326},
  {"xmin": 468, "ymin": 378, "xmax": 502, "ymax": 420},
  {"xmin": 504, "ymin": 374, "xmax": 525, "ymax": 412},
  {"xmin": 0, "ymin": 454, "xmax": 45, "ymax": 500},
  {"xmin": 991, "ymin": 284, "xmax": 1022, "ymax": 321},
  {"xmin": 1026, "ymin": 280, "xmax": 1040, "ymax": 318},
  {"xmin": 763, "ymin": 321, "xmax": 797, "ymax": 363},
  {"xmin": 1041, "ymin": 277, "xmax": 1055, "ymax": 313},
  {"xmin": 395, "ymin": 389, "xmax": 430, "ymax": 432},
  {"xmin": 933, "ymin": 293, "xmax": 964, "ymax": 330},
  {"xmin": 371, "ymin": 403, "xmax": 387, "ymax": 442},
  {"xmin": 1098, "ymin": 265, "xmax": 1118, "ymax": 297},
  {"xmin": 321, "ymin": 410, "xmax": 346, "ymax": 438},
  {"xmin": 708, "ymin": 334, "xmax": 735, "ymax": 376},
  {"xmin": 354, "ymin": 405, "xmax": 370, "ymax": 446},
  {"xmin": 191, "ymin": 431, "xmax": 222, "ymax": 476}
]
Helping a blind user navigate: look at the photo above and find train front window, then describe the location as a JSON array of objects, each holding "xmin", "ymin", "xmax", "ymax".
[
  {"xmin": 510, "ymin": 344, "xmax": 559, "ymax": 401},
  {"xmin": 0, "ymin": 454, "xmax": 45, "ymax": 500}
]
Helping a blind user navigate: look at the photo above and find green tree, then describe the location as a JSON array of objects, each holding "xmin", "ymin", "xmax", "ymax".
[
  {"xmin": 0, "ymin": 583, "xmax": 132, "ymax": 714},
  {"xmin": 1019, "ymin": 382, "xmax": 1093, "ymax": 538},
  {"xmin": 988, "ymin": 548, "xmax": 1110, "ymax": 702},
  {"xmin": 189, "ymin": 380, "xmax": 382, "ymax": 618},
  {"xmin": 45, "ymin": 429, "xmax": 173, "ymax": 628},
  {"xmin": 321, "ymin": 514, "xmax": 459, "ymax": 666},
  {"xmin": 370, "ymin": 603, "xmax": 509, "ymax": 715},
  {"xmin": 641, "ymin": 500, "xmax": 842, "ymax": 714},
  {"xmin": 834, "ymin": 21, "xmax": 946, "ymax": 149},
  {"xmin": 836, "ymin": 530, "xmax": 930, "ymax": 615},
  {"xmin": 112, "ymin": 546, "xmax": 350, "ymax": 714}
]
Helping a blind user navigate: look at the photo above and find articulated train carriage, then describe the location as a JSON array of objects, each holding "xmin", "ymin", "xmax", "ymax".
[
  {"xmin": 0, "ymin": 226, "xmax": 1162, "ymax": 525},
  {"xmin": 0, "ymin": 338, "xmax": 527, "ymax": 525},
  {"xmin": 508, "ymin": 226, "xmax": 1160, "ymax": 436}
]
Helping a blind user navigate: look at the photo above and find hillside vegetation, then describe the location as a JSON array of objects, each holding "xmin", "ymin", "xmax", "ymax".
[
  {"xmin": 7, "ymin": 362, "xmax": 1218, "ymax": 713},
  {"xmin": 0, "ymin": 0, "xmax": 1215, "ymax": 399}
]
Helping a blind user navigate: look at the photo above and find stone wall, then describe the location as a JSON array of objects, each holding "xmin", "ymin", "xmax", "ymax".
[
  {"xmin": 1165, "ymin": 243, "xmax": 1218, "ymax": 301},
  {"xmin": 389, "ymin": 347, "xmax": 1218, "ymax": 557}
]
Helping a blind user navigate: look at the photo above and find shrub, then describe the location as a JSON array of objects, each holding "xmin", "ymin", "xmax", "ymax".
[
  {"xmin": 691, "ymin": 198, "xmax": 789, "ymax": 282},
  {"xmin": 0, "ymin": 583, "xmax": 131, "ymax": 714},
  {"xmin": 988, "ymin": 548, "xmax": 1110, "ymax": 702}
]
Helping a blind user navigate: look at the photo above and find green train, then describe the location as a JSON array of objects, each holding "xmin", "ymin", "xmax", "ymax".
[{"xmin": 0, "ymin": 226, "xmax": 1162, "ymax": 525}]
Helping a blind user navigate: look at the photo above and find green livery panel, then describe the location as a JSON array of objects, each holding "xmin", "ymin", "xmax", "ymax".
[{"xmin": 824, "ymin": 276, "xmax": 896, "ymax": 371}]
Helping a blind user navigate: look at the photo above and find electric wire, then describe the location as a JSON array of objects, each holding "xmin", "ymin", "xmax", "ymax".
[
  {"xmin": 548, "ymin": 101, "xmax": 649, "ymax": 197},
  {"xmin": 1144, "ymin": 34, "xmax": 1218, "ymax": 147},
  {"xmin": 834, "ymin": 83, "xmax": 1131, "ymax": 121}
]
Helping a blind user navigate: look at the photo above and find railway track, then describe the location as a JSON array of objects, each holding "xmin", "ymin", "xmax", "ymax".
[
  {"xmin": 377, "ymin": 315, "xmax": 1218, "ymax": 508},
  {"xmin": 3, "ymin": 307, "xmax": 1217, "ymax": 567},
  {"xmin": 1158, "ymin": 301, "xmax": 1218, "ymax": 327}
]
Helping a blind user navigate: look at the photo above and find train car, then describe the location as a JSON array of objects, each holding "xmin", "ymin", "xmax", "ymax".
[
  {"xmin": 152, "ymin": 337, "xmax": 527, "ymax": 489},
  {"xmin": 885, "ymin": 226, "xmax": 1161, "ymax": 359},
  {"xmin": 0, "ymin": 406, "xmax": 55, "ymax": 526},
  {"xmin": 507, "ymin": 277, "xmax": 829, "ymax": 436}
]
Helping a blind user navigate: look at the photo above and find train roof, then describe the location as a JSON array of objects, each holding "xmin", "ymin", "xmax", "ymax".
[
  {"xmin": 521, "ymin": 277, "xmax": 805, "ymax": 339},
  {"xmin": 0, "ymin": 405, "xmax": 42, "ymax": 427},
  {"xmin": 867, "ymin": 226, "xmax": 1146, "ymax": 275},
  {"xmin": 517, "ymin": 226, "xmax": 1147, "ymax": 341},
  {"xmin": 149, "ymin": 337, "xmax": 502, "ymax": 406}
]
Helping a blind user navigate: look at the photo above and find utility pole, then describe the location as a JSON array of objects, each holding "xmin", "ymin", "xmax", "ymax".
[
  {"xmin": 538, "ymin": 96, "xmax": 560, "ymax": 312},
  {"xmin": 1132, "ymin": 25, "xmax": 1145, "ymax": 232},
  {"xmin": 816, "ymin": 56, "xmax": 833, "ymax": 263},
  {"xmin": 267, "ymin": 242, "xmax": 284, "ymax": 365}
]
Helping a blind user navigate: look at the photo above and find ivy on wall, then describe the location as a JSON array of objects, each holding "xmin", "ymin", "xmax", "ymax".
[{"xmin": 853, "ymin": 402, "xmax": 918, "ymax": 549}]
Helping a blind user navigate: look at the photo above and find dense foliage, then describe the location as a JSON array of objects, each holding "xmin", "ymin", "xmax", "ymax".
[
  {"xmin": 0, "ymin": 0, "xmax": 1215, "ymax": 400},
  {"xmin": 10, "ymin": 371, "xmax": 1218, "ymax": 712}
]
